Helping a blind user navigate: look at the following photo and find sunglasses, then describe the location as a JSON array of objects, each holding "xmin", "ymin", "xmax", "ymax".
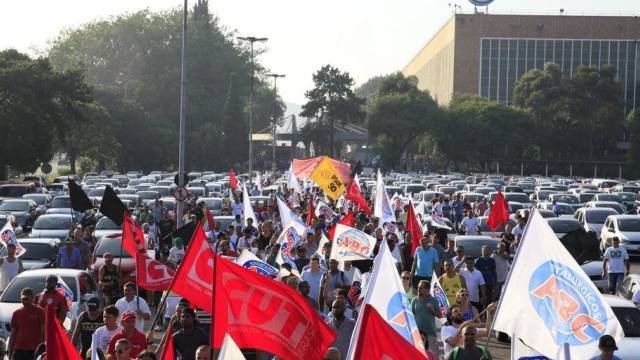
[{"xmin": 402, "ymin": 276, "xmax": 410, "ymax": 280}]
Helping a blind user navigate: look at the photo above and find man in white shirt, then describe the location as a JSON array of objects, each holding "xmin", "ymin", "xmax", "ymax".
[
  {"xmin": 91, "ymin": 305, "xmax": 122, "ymax": 360},
  {"xmin": 237, "ymin": 227, "xmax": 256, "ymax": 253},
  {"xmin": 491, "ymin": 242, "xmax": 511, "ymax": 301},
  {"xmin": 342, "ymin": 261, "xmax": 361, "ymax": 286},
  {"xmin": 511, "ymin": 216, "xmax": 526, "ymax": 239},
  {"xmin": 114, "ymin": 283, "xmax": 151, "ymax": 332},
  {"xmin": 459, "ymin": 257, "xmax": 486, "ymax": 309},
  {"xmin": 603, "ymin": 237, "xmax": 630, "ymax": 294},
  {"xmin": 460, "ymin": 211, "xmax": 479, "ymax": 235},
  {"xmin": 231, "ymin": 199, "xmax": 243, "ymax": 218},
  {"xmin": 168, "ymin": 237, "xmax": 185, "ymax": 266}
]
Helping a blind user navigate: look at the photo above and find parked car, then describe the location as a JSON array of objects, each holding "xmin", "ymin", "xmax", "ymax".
[
  {"xmin": 214, "ymin": 216, "xmax": 236, "ymax": 231},
  {"xmin": 0, "ymin": 199, "xmax": 39, "ymax": 229},
  {"xmin": 574, "ymin": 208, "xmax": 619, "ymax": 239},
  {"xmin": 29, "ymin": 214, "xmax": 73, "ymax": 238},
  {"xmin": 616, "ymin": 274, "xmax": 640, "ymax": 300},
  {"xmin": 94, "ymin": 216, "xmax": 122, "ymax": 240},
  {"xmin": 585, "ymin": 201, "xmax": 627, "ymax": 215},
  {"xmin": 601, "ymin": 295, "xmax": 640, "ymax": 359},
  {"xmin": 0, "ymin": 269, "xmax": 98, "ymax": 336},
  {"xmin": 0, "ymin": 184, "xmax": 36, "ymax": 200},
  {"xmin": 600, "ymin": 215, "xmax": 640, "ymax": 255},
  {"xmin": 197, "ymin": 197, "xmax": 224, "ymax": 215},
  {"xmin": 91, "ymin": 236, "xmax": 153, "ymax": 286},
  {"xmin": 453, "ymin": 235, "xmax": 499, "ymax": 258},
  {"xmin": 546, "ymin": 193, "xmax": 581, "ymax": 211},
  {"xmin": 0, "ymin": 238, "xmax": 60, "ymax": 270},
  {"xmin": 22, "ymin": 193, "xmax": 51, "ymax": 213}
]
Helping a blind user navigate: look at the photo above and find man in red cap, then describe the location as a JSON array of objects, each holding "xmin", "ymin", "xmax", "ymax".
[{"xmin": 106, "ymin": 311, "xmax": 147, "ymax": 359}]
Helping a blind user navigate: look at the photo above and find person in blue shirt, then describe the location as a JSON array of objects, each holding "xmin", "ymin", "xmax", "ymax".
[
  {"xmin": 450, "ymin": 195, "xmax": 464, "ymax": 228},
  {"xmin": 590, "ymin": 334, "xmax": 622, "ymax": 360},
  {"xmin": 58, "ymin": 237, "xmax": 83, "ymax": 269},
  {"xmin": 410, "ymin": 235, "xmax": 439, "ymax": 290}
]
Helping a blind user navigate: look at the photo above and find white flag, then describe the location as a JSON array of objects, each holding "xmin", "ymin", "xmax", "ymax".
[
  {"xmin": 346, "ymin": 241, "xmax": 425, "ymax": 359},
  {"xmin": 315, "ymin": 200, "xmax": 337, "ymax": 219},
  {"xmin": 218, "ymin": 333, "xmax": 246, "ymax": 360},
  {"xmin": 276, "ymin": 196, "xmax": 304, "ymax": 228},
  {"xmin": 373, "ymin": 170, "xmax": 395, "ymax": 227},
  {"xmin": 330, "ymin": 224, "xmax": 375, "ymax": 262},
  {"xmin": 287, "ymin": 163, "xmax": 302, "ymax": 194},
  {"xmin": 0, "ymin": 220, "xmax": 25, "ymax": 257},
  {"xmin": 275, "ymin": 220, "xmax": 306, "ymax": 270},
  {"xmin": 315, "ymin": 233, "xmax": 330, "ymax": 258},
  {"xmin": 241, "ymin": 182, "xmax": 257, "ymax": 227},
  {"xmin": 236, "ymin": 249, "xmax": 278, "ymax": 278},
  {"xmin": 493, "ymin": 209, "xmax": 623, "ymax": 359}
]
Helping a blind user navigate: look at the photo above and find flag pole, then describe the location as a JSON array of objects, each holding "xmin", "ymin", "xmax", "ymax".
[{"xmin": 210, "ymin": 253, "xmax": 218, "ymax": 354}]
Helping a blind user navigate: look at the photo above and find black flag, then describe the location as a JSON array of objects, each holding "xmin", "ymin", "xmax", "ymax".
[
  {"xmin": 350, "ymin": 160, "xmax": 362, "ymax": 178},
  {"xmin": 98, "ymin": 185, "xmax": 127, "ymax": 226},
  {"xmin": 68, "ymin": 178, "xmax": 93, "ymax": 212},
  {"xmin": 162, "ymin": 221, "xmax": 197, "ymax": 247}
]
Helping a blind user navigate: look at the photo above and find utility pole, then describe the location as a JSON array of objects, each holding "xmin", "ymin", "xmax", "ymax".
[
  {"xmin": 237, "ymin": 36, "xmax": 268, "ymax": 186},
  {"xmin": 176, "ymin": 0, "xmax": 188, "ymax": 228},
  {"xmin": 266, "ymin": 73, "xmax": 285, "ymax": 172}
]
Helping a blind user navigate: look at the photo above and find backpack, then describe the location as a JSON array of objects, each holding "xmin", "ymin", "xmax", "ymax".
[{"xmin": 450, "ymin": 346, "xmax": 492, "ymax": 360}]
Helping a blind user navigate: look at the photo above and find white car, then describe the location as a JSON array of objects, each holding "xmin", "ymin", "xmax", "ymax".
[
  {"xmin": 93, "ymin": 216, "xmax": 122, "ymax": 240},
  {"xmin": 603, "ymin": 295, "xmax": 640, "ymax": 359},
  {"xmin": 600, "ymin": 215, "xmax": 640, "ymax": 255},
  {"xmin": 0, "ymin": 269, "xmax": 99, "ymax": 338},
  {"xmin": 574, "ymin": 208, "xmax": 619, "ymax": 239}
]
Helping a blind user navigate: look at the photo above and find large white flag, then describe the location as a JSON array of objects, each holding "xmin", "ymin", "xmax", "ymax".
[
  {"xmin": 0, "ymin": 220, "xmax": 25, "ymax": 256},
  {"xmin": 315, "ymin": 200, "xmax": 337, "ymax": 219},
  {"xmin": 218, "ymin": 333, "xmax": 246, "ymax": 360},
  {"xmin": 241, "ymin": 182, "xmax": 257, "ymax": 227},
  {"xmin": 346, "ymin": 242, "xmax": 425, "ymax": 359},
  {"xmin": 373, "ymin": 170, "xmax": 395, "ymax": 228},
  {"xmin": 493, "ymin": 210, "xmax": 623, "ymax": 359},
  {"xmin": 276, "ymin": 196, "xmax": 304, "ymax": 228},
  {"xmin": 236, "ymin": 249, "xmax": 279, "ymax": 278},
  {"xmin": 330, "ymin": 224, "xmax": 375, "ymax": 262},
  {"xmin": 287, "ymin": 163, "xmax": 302, "ymax": 194}
]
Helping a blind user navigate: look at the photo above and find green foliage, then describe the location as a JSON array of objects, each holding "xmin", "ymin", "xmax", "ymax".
[
  {"xmin": 301, "ymin": 65, "xmax": 365, "ymax": 156},
  {"xmin": 0, "ymin": 49, "xmax": 93, "ymax": 179},
  {"xmin": 368, "ymin": 73, "xmax": 440, "ymax": 168},
  {"xmin": 56, "ymin": 167, "xmax": 73, "ymax": 176},
  {"xmin": 221, "ymin": 73, "xmax": 248, "ymax": 168},
  {"xmin": 625, "ymin": 110, "xmax": 640, "ymax": 178}
]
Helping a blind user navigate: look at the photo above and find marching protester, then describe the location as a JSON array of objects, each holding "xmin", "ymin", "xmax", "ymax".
[
  {"xmin": 8, "ymin": 288, "xmax": 44, "ymax": 360},
  {"xmin": 0, "ymin": 242, "xmax": 24, "ymax": 292},
  {"xmin": 115, "ymin": 283, "xmax": 151, "ymax": 332}
]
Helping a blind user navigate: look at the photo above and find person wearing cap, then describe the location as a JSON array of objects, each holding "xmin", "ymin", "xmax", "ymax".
[
  {"xmin": 172, "ymin": 308, "xmax": 208, "ymax": 360},
  {"xmin": 8, "ymin": 288, "xmax": 44, "ymax": 360},
  {"xmin": 71, "ymin": 297, "xmax": 103, "ymax": 358},
  {"xmin": 34, "ymin": 274, "xmax": 68, "ymax": 323},
  {"xmin": 107, "ymin": 311, "xmax": 147, "ymax": 359},
  {"xmin": 590, "ymin": 334, "xmax": 622, "ymax": 360},
  {"xmin": 99, "ymin": 252, "xmax": 121, "ymax": 306},
  {"xmin": 167, "ymin": 237, "xmax": 185, "ymax": 266},
  {"xmin": 0, "ymin": 242, "xmax": 24, "ymax": 292},
  {"xmin": 115, "ymin": 283, "xmax": 151, "ymax": 332},
  {"xmin": 57, "ymin": 236, "xmax": 83, "ymax": 269}
]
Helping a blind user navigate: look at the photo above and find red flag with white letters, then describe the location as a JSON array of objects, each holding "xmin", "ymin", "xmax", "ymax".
[
  {"xmin": 211, "ymin": 254, "xmax": 336, "ymax": 360},
  {"xmin": 135, "ymin": 252, "xmax": 175, "ymax": 291},
  {"xmin": 353, "ymin": 304, "xmax": 428, "ymax": 360},
  {"xmin": 170, "ymin": 223, "xmax": 215, "ymax": 312},
  {"xmin": 122, "ymin": 214, "xmax": 146, "ymax": 256}
]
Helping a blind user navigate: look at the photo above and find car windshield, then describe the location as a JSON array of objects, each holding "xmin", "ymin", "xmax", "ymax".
[
  {"xmin": 579, "ymin": 193, "xmax": 596, "ymax": 203},
  {"xmin": 555, "ymin": 205, "xmax": 575, "ymax": 215},
  {"xmin": 455, "ymin": 241, "xmax": 496, "ymax": 258},
  {"xmin": 611, "ymin": 306, "xmax": 640, "ymax": 337},
  {"xmin": 201, "ymin": 199, "xmax": 222, "ymax": 210},
  {"xmin": 548, "ymin": 220, "xmax": 581, "ymax": 234},
  {"xmin": 505, "ymin": 194, "xmax": 529, "ymax": 203},
  {"xmin": 33, "ymin": 216, "xmax": 72, "ymax": 230},
  {"xmin": 585, "ymin": 211, "xmax": 615, "ymax": 224},
  {"xmin": 87, "ymin": 188, "xmax": 105, "ymax": 197},
  {"xmin": 50, "ymin": 197, "xmax": 71, "ymax": 208},
  {"xmin": 618, "ymin": 219, "xmax": 640, "ymax": 232},
  {"xmin": 598, "ymin": 194, "xmax": 621, "ymax": 202},
  {"xmin": 0, "ymin": 202, "xmax": 29, "ymax": 212},
  {"xmin": 96, "ymin": 217, "xmax": 121, "ymax": 230},
  {"xmin": 554, "ymin": 195, "xmax": 578, "ymax": 204},
  {"xmin": 24, "ymin": 196, "xmax": 46, "ymax": 205},
  {"xmin": 618, "ymin": 193, "xmax": 637, "ymax": 202},
  {"xmin": 0, "ymin": 275, "xmax": 77, "ymax": 303},
  {"xmin": 95, "ymin": 238, "xmax": 131, "ymax": 258},
  {"xmin": 0, "ymin": 186, "xmax": 28, "ymax": 197},
  {"xmin": 21, "ymin": 243, "xmax": 56, "ymax": 261}
]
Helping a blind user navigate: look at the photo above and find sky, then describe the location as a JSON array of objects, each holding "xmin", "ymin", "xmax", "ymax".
[{"xmin": 2, "ymin": 0, "xmax": 640, "ymax": 107}]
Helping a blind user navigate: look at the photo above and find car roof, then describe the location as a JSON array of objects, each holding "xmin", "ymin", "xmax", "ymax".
[
  {"xmin": 18, "ymin": 238, "xmax": 60, "ymax": 245},
  {"xmin": 604, "ymin": 294, "xmax": 636, "ymax": 308},
  {"xmin": 16, "ymin": 268, "xmax": 86, "ymax": 278},
  {"xmin": 607, "ymin": 215, "xmax": 640, "ymax": 220},
  {"xmin": 546, "ymin": 218, "xmax": 580, "ymax": 223},
  {"xmin": 37, "ymin": 214, "xmax": 73, "ymax": 218},
  {"xmin": 454, "ymin": 235, "xmax": 497, "ymax": 241},
  {"xmin": 1, "ymin": 199, "xmax": 32, "ymax": 203}
]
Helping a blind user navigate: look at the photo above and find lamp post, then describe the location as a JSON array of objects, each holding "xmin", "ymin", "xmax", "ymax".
[
  {"xmin": 176, "ymin": 0, "xmax": 188, "ymax": 228},
  {"xmin": 237, "ymin": 36, "xmax": 268, "ymax": 186},
  {"xmin": 266, "ymin": 73, "xmax": 285, "ymax": 172}
]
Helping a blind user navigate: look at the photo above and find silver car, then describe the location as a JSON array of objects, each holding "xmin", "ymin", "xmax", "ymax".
[
  {"xmin": 600, "ymin": 215, "xmax": 640, "ymax": 255},
  {"xmin": 29, "ymin": 214, "xmax": 73, "ymax": 238},
  {"xmin": 574, "ymin": 208, "xmax": 619, "ymax": 239}
]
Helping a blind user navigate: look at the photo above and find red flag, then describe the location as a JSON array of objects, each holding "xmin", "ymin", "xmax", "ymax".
[
  {"xmin": 406, "ymin": 201, "xmax": 423, "ymax": 255},
  {"xmin": 306, "ymin": 197, "xmax": 315, "ymax": 226},
  {"xmin": 487, "ymin": 191, "xmax": 510, "ymax": 232},
  {"xmin": 345, "ymin": 178, "xmax": 371, "ymax": 216},
  {"xmin": 229, "ymin": 169, "xmax": 238, "ymax": 191},
  {"xmin": 204, "ymin": 205, "xmax": 217, "ymax": 230},
  {"xmin": 159, "ymin": 327, "xmax": 175, "ymax": 360},
  {"xmin": 135, "ymin": 252, "xmax": 175, "ymax": 291},
  {"xmin": 171, "ymin": 223, "xmax": 215, "ymax": 312},
  {"xmin": 122, "ymin": 213, "xmax": 146, "ymax": 256},
  {"xmin": 328, "ymin": 213, "xmax": 356, "ymax": 240},
  {"xmin": 211, "ymin": 255, "xmax": 336, "ymax": 360},
  {"xmin": 353, "ymin": 304, "xmax": 428, "ymax": 360},
  {"xmin": 45, "ymin": 305, "xmax": 83, "ymax": 360}
]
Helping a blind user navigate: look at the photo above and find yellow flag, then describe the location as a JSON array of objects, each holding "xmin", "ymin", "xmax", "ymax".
[{"xmin": 309, "ymin": 157, "xmax": 347, "ymax": 200}]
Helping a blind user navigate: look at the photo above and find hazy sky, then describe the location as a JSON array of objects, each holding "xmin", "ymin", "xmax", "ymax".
[{"xmin": 1, "ymin": 0, "xmax": 639, "ymax": 106}]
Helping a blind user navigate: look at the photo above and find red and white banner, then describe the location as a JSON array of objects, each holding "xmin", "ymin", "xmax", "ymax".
[
  {"xmin": 291, "ymin": 156, "xmax": 351, "ymax": 184},
  {"xmin": 171, "ymin": 224, "xmax": 215, "ymax": 312},
  {"xmin": 211, "ymin": 255, "xmax": 336, "ymax": 360},
  {"xmin": 122, "ymin": 214, "xmax": 146, "ymax": 256},
  {"xmin": 135, "ymin": 253, "xmax": 175, "ymax": 291}
]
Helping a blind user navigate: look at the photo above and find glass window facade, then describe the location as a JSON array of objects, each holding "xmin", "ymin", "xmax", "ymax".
[{"xmin": 479, "ymin": 38, "xmax": 640, "ymax": 113}]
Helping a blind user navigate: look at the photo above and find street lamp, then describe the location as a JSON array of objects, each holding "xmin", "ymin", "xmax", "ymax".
[
  {"xmin": 177, "ymin": 0, "xmax": 188, "ymax": 227},
  {"xmin": 266, "ymin": 73, "xmax": 285, "ymax": 172},
  {"xmin": 237, "ymin": 36, "xmax": 268, "ymax": 186}
]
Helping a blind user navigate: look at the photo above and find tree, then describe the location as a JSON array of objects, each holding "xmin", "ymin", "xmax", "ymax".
[
  {"xmin": 0, "ymin": 50, "xmax": 93, "ymax": 179},
  {"xmin": 300, "ymin": 65, "xmax": 365, "ymax": 157},
  {"xmin": 221, "ymin": 73, "xmax": 248, "ymax": 168},
  {"xmin": 368, "ymin": 73, "xmax": 440, "ymax": 168},
  {"xmin": 625, "ymin": 109, "xmax": 640, "ymax": 178}
]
